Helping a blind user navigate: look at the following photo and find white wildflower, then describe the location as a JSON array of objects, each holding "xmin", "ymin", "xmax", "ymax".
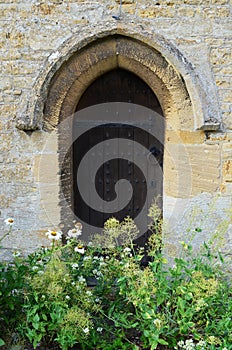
[
  {"xmin": 97, "ymin": 327, "xmax": 103, "ymax": 333},
  {"xmin": 153, "ymin": 318, "xmax": 162, "ymax": 330},
  {"xmin": 83, "ymin": 327, "xmax": 89, "ymax": 334},
  {"xmin": 83, "ymin": 256, "xmax": 91, "ymax": 261},
  {"xmin": 195, "ymin": 299, "xmax": 208, "ymax": 312},
  {"xmin": 11, "ymin": 289, "xmax": 19, "ymax": 295},
  {"xmin": 185, "ymin": 339, "xmax": 195, "ymax": 350},
  {"xmin": 5, "ymin": 217, "xmax": 14, "ymax": 226},
  {"xmin": 78, "ymin": 276, "xmax": 86, "ymax": 283},
  {"xmin": 196, "ymin": 340, "xmax": 206, "ymax": 348},
  {"xmin": 71, "ymin": 263, "xmax": 79, "ymax": 269},
  {"xmin": 12, "ymin": 250, "xmax": 21, "ymax": 257},
  {"xmin": 177, "ymin": 340, "xmax": 185, "ymax": 347},
  {"xmin": 75, "ymin": 245, "xmax": 85, "ymax": 254},
  {"xmin": 45, "ymin": 230, "xmax": 62, "ymax": 241},
  {"xmin": 123, "ymin": 247, "xmax": 131, "ymax": 253},
  {"xmin": 67, "ymin": 227, "xmax": 82, "ymax": 239}
]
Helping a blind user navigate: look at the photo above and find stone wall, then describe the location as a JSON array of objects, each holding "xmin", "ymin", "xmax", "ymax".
[{"xmin": 0, "ymin": 0, "xmax": 231, "ymax": 262}]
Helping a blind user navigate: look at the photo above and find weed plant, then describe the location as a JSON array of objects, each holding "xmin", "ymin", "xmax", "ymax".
[{"xmin": 0, "ymin": 209, "xmax": 231, "ymax": 349}]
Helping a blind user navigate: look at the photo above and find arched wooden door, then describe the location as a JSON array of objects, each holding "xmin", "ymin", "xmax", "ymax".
[{"xmin": 73, "ymin": 68, "xmax": 164, "ymax": 241}]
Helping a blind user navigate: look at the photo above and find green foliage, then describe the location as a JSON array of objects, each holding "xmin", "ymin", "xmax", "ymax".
[
  {"xmin": 0, "ymin": 205, "xmax": 231, "ymax": 349},
  {"xmin": 0, "ymin": 255, "xmax": 29, "ymax": 347}
]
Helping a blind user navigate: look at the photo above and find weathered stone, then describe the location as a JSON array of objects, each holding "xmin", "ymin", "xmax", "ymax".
[{"xmin": 223, "ymin": 160, "xmax": 232, "ymax": 182}]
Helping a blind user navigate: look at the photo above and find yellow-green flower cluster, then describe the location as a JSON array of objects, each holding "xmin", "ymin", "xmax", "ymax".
[{"xmin": 190, "ymin": 271, "xmax": 219, "ymax": 298}]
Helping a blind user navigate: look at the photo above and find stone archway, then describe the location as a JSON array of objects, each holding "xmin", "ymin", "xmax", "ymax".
[
  {"xmin": 16, "ymin": 27, "xmax": 221, "ymax": 235},
  {"xmin": 38, "ymin": 34, "xmax": 193, "ymax": 231},
  {"xmin": 43, "ymin": 35, "xmax": 192, "ymax": 131},
  {"xmin": 16, "ymin": 25, "xmax": 219, "ymax": 132}
]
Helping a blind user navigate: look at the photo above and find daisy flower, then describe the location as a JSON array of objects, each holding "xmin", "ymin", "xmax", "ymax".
[
  {"xmin": 75, "ymin": 245, "xmax": 85, "ymax": 254},
  {"xmin": 45, "ymin": 230, "xmax": 62, "ymax": 241},
  {"xmin": 5, "ymin": 217, "xmax": 14, "ymax": 226},
  {"xmin": 67, "ymin": 227, "xmax": 82, "ymax": 239}
]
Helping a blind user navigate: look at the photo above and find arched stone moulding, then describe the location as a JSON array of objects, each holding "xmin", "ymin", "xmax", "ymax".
[{"xmin": 16, "ymin": 20, "xmax": 220, "ymax": 132}]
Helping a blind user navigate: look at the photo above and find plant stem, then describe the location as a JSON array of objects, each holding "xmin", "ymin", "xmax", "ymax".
[{"xmin": 0, "ymin": 227, "xmax": 12, "ymax": 244}]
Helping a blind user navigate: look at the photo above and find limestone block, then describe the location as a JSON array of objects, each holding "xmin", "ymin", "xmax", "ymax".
[
  {"xmin": 32, "ymin": 3, "xmax": 56, "ymax": 16},
  {"xmin": 13, "ymin": 76, "xmax": 34, "ymax": 90},
  {"xmin": 33, "ymin": 154, "xmax": 59, "ymax": 184},
  {"xmin": 215, "ymin": 76, "xmax": 231, "ymax": 88},
  {"xmin": 165, "ymin": 130, "xmax": 205, "ymax": 144},
  {"xmin": 203, "ymin": 7, "xmax": 230, "ymax": 19},
  {"xmin": 218, "ymin": 90, "xmax": 232, "ymax": 103},
  {"xmin": 137, "ymin": 8, "xmax": 157, "ymax": 18},
  {"xmin": 178, "ymin": 7, "xmax": 196, "ymax": 19},
  {"xmin": 164, "ymin": 144, "xmax": 221, "ymax": 197},
  {"xmin": 223, "ymin": 160, "xmax": 232, "ymax": 182},
  {"xmin": 221, "ymin": 103, "xmax": 231, "ymax": 113},
  {"xmin": 39, "ymin": 184, "xmax": 60, "ymax": 227},
  {"xmin": 211, "ymin": 0, "xmax": 229, "ymax": 4},
  {"xmin": 0, "ymin": 77, "xmax": 12, "ymax": 90},
  {"xmin": 213, "ymin": 65, "xmax": 232, "ymax": 75},
  {"xmin": 0, "ymin": 229, "xmax": 52, "ymax": 253},
  {"xmin": 223, "ymin": 112, "xmax": 232, "ymax": 129},
  {"xmin": 115, "ymin": 0, "xmax": 135, "ymax": 3}
]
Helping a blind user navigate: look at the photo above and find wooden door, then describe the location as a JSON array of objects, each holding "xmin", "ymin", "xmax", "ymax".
[{"xmin": 73, "ymin": 69, "xmax": 164, "ymax": 240}]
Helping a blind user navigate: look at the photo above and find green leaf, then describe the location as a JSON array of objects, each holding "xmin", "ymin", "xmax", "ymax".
[
  {"xmin": 32, "ymin": 322, "xmax": 39, "ymax": 330},
  {"xmin": 218, "ymin": 251, "xmax": 224, "ymax": 263},
  {"xmin": 143, "ymin": 329, "xmax": 150, "ymax": 337},
  {"xmin": 150, "ymin": 341, "xmax": 159, "ymax": 350},
  {"xmin": 33, "ymin": 333, "xmax": 42, "ymax": 349},
  {"xmin": 131, "ymin": 322, "xmax": 139, "ymax": 328},
  {"xmin": 0, "ymin": 339, "xmax": 5, "ymax": 346},
  {"xmin": 33, "ymin": 314, "xmax": 40, "ymax": 323},
  {"xmin": 177, "ymin": 298, "xmax": 186, "ymax": 310},
  {"xmin": 42, "ymin": 313, "xmax": 47, "ymax": 321},
  {"xmin": 143, "ymin": 312, "xmax": 152, "ymax": 319},
  {"xmin": 158, "ymin": 338, "xmax": 169, "ymax": 345}
]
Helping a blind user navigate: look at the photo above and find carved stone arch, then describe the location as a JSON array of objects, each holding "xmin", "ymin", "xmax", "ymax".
[
  {"xmin": 43, "ymin": 35, "xmax": 192, "ymax": 132},
  {"xmin": 16, "ymin": 24, "xmax": 220, "ymax": 132}
]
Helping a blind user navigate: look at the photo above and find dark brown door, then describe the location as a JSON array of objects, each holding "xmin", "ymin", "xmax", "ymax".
[{"xmin": 73, "ymin": 69, "xmax": 164, "ymax": 240}]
